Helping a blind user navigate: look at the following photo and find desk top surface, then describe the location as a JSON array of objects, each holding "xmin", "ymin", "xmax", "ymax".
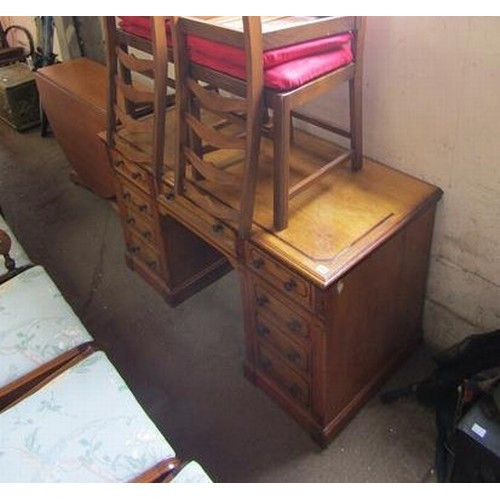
[{"xmin": 202, "ymin": 129, "xmax": 442, "ymax": 287}]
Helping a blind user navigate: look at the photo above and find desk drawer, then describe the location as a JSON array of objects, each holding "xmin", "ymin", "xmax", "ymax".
[
  {"xmin": 160, "ymin": 191, "xmax": 237, "ymax": 260},
  {"xmin": 126, "ymin": 232, "xmax": 161, "ymax": 274},
  {"xmin": 256, "ymin": 343, "xmax": 310, "ymax": 409},
  {"xmin": 247, "ymin": 243, "xmax": 312, "ymax": 310},
  {"xmin": 252, "ymin": 281, "xmax": 310, "ymax": 339},
  {"xmin": 123, "ymin": 209, "xmax": 158, "ymax": 246},
  {"xmin": 119, "ymin": 180, "xmax": 153, "ymax": 218},
  {"xmin": 255, "ymin": 314, "xmax": 310, "ymax": 375},
  {"xmin": 112, "ymin": 152, "xmax": 152, "ymax": 194}
]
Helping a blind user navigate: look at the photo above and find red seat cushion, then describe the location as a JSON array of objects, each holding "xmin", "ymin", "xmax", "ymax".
[
  {"xmin": 188, "ymin": 33, "xmax": 353, "ymax": 91},
  {"xmin": 118, "ymin": 16, "xmax": 171, "ymax": 42},
  {"xmin": 118, "ymin": 17, "xmax": 353, "ymax": 91}
]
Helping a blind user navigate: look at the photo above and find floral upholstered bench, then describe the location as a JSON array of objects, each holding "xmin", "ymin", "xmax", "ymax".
[{"xmin": 0, "ymin": 214, "xmax": 212, "ymax": 483}]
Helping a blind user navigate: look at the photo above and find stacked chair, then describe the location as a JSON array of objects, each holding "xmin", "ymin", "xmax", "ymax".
[
  {"xmin": 0, "ymin": 213, "xmax": 211, "ymax": 483},
  {"xmin": 114, "ymin": 16, "xmax": 365, "ymax": 233},
  {"xmin": 170, "ymin": 16, "xmax": 365, "ymax": 232}
]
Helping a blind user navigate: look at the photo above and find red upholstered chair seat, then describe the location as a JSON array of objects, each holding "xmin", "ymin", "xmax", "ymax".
[
  {"xmin": 119, "ymin": 16, "xmax": 171, "ymax": 42},
  {"xmin": 118, "ymin": 17, "xmax": 353, "ymax": 91}
]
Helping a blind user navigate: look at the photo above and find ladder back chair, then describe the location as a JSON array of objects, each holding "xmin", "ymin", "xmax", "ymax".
[
  {"xmin": 171, "ymin": 16, "xmax": 265, "ymax": 239},
  {"xmin": 104, "ymin": 16, "xmax": 171, "ymax": 183},
  {"xmin": 176, "ymin": 16, "xmax": 365, "ymax": 231}
]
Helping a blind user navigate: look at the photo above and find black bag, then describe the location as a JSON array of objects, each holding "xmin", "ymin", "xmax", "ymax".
[{"xmin": 381, "ymin": 329, "xmax": 500, "ymax": 482}]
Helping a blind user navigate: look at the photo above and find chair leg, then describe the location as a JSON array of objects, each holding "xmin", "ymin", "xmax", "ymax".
[
  {"xmin": 273, "ymin": 97, "xmax": 291, "ymax": 232},
  {"xmin": 349, "ymin": 76, "xmax": 363, "ymax": 171}
]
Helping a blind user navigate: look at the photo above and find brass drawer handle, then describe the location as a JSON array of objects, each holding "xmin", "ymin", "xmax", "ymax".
[
  {"xmin": 286, "ymin": 319, "xmax": 302, "ymax": 333},
  {"xmin": 256, "ymin": 325, "xmax": 270, "ymax": 338},
  {"xmin": 211, "ymin": 223, "xmax": 224, "ymax": 235},
  {"xmin": 251, "ymin": 257, "xmax": 265, "ymax": 270},
  {"xmin": 283, "ymin": 279, "xmax": 297, "ymax": 292},
  {"xmin": 287, "ymin": 350, "xmax": 301, "ymax": 363},
  {"xmin": 256, "ymin": 294, "xmax": 269, "ymax": 307}
]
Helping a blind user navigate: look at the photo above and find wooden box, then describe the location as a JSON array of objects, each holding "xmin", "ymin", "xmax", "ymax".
[{"xmin": 0, "ymin": 63, "xmax": 40, "ymax": 131}]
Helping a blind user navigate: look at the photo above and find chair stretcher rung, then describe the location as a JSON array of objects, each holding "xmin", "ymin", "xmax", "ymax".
[{"xmin": 289, "ymin": 151, "xmax": 352, "ymax": 199}]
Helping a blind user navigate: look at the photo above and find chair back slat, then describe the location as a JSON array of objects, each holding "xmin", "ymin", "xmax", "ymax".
[
  {"xmin": 172, "ymin": 16, "xmax": 264, "ymax": 238},
  {"xmin": 116, "ymin": 47, "xmax": 155, "ymax": 73},
  {"xmin": 115, "ymin": 106, "xmax": 153, "ymax": 133},
  {"xmin": 115, "ymin": 77, "xmax": 155, "ymax": 104},
  {"xmin": 183, "ymin": 148, "xmax": 240, "ymax": 187},
  {"xmin": 187, "ymin": 79, "xmax": 247, "ymax": 114},
  {"xmin": 186, "ymin": 115, "xmax": 246, "ymax": 151}
]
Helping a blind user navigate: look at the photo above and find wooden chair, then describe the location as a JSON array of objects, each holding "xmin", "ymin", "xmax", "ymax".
[
  {"xmin": 173, "ymin": 16, "xmax": 365, "ymax": 231},
  {"xmin": 0, "ymin": 22, "xmax": 34, "ymax": 67},
  {"xmin": 104, "ymin": 16, "xmax": 171, "ymax": 182},
  {"xmin": 170, "ymin": 16, "xmax": 265, "ymax": 239}
]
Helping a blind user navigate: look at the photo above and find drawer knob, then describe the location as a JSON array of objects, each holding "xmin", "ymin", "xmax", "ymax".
[
  {"xmin": 256, "ymin": 325, "xmax": 270, "ymax": 338},
  {"xmin": 114, "ymin": 159, "xmax": 124, "ymax": 168},
  {"xmin": 126, "ymin": 217, "xmax": 135, "ymax": 225},
  {"xmin": 165, "ymin": 192, "xmax": 174, "ymax": 201},
  {"xmin": 138, "ymin": 203, "xmax": 148, "ymax": 213},
  {"xmin": 287, "ymin": 350, "xmax": 301, "ymax": 363},
  {"xmin": 123, "ymin": 191, "xmax": 131, "ymax": 200},
  {"xmin": 142, "ymin": 230, "xmax": 152, "ymax": 240},
  {"xmin": 127, "ymin": 244, "xmax": 140, "ymax": 254},
  {"xmin": 131, "ymin": 172, "xmax": 142, "ymax": 180},
  {"xmin": 212, "ymin": 223, "xmax": 224, "ymax": 234},
  {"xmin": 286, "ymin": 319, "xmax": 302, "ymax": 333},
  {"xmin": 251, "ymin": 257, "xmax": 265, "ymax": 270},
  {"xmin": 256, "ymin": 294, "xmax": 269, "ymax": 307},
  {"xmin": 283, "ymin": 279, "xmax": 297, "ymax": 292},
  {"xmin": 147, "ymin": 260, "xmax": 157, "ymax": 269}
]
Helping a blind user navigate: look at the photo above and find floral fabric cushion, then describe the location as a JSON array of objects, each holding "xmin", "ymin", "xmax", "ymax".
[
  {"xmin": 171, "ymin": 461, "xmax": 213, "ymax": 483},
  {"xmin": 0, "ymin": 266, "xmax": 93, "ymax": 389},
  {"xmin": 0, "ymin": 214, "xmax": 31, "ymax": 270},
  {"xmin": 0, "ymin": 351, "xmax": 176, "ymax": 482}
]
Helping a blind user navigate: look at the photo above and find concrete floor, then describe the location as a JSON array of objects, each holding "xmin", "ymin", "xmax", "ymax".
[{"xmin": 0, "ymin": 121, "xmax": 439, "ymax": 482}]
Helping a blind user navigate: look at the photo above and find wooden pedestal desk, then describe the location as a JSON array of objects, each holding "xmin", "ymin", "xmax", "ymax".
[{"xmin": 158, "ymin": 129, "xmax": 442, "ymax": 446}]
